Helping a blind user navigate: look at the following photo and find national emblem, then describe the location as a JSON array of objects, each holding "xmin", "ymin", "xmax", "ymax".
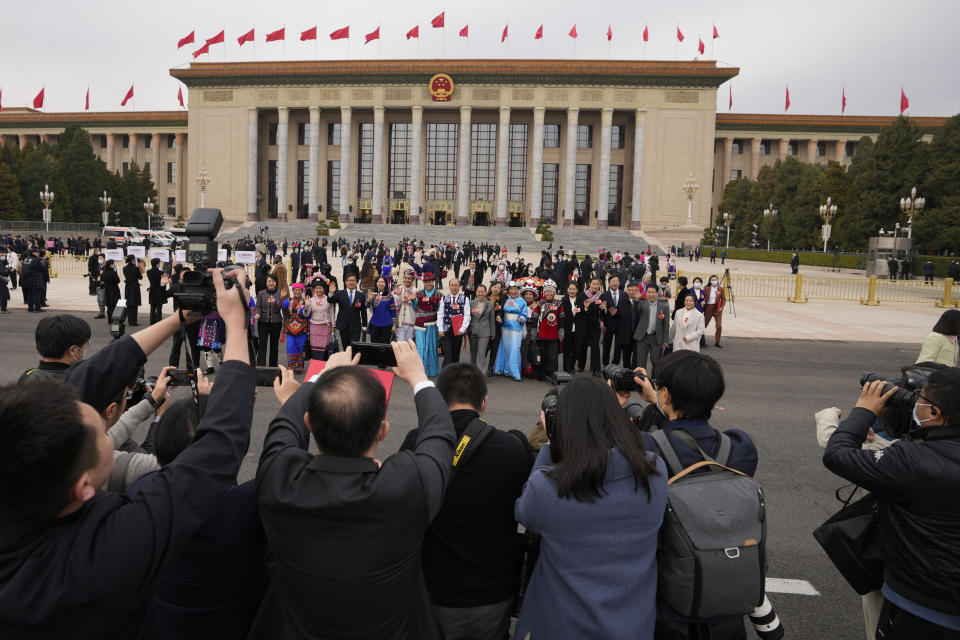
[{"xmin": 429, "ymin": 73, "xmax": 454, "ymax": 102}]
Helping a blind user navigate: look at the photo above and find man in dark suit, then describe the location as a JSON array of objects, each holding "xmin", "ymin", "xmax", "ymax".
[
  {"xmin": 289, "ymin": 246, "xmax": 300, "ymax": 282},
  {"xmin": 461, "ymin": 260, "xmax": 484, "ymax": 299},
  {"xmin": 633, "ymin": 283, "xmax": 671, "ymax": 377},
  {"xmin": 343, "ymin": 256, "xmax": 360, "ymax": 282},
  {"xmin": 122, "ymin": 255, "xmax": 143, "ymax": 326},
  {"xmin": 554, "ymin": 252, "xmax": 570, "ymax": 289},
  {"xmin": 329, "ymin": 272, "xmax": 367, "ymax": 350},
  {"xmin": 254, "ymin": 252, "xmax": 270, "ymax": 293},
  {"xmin": 560, "ymin": 282, "xmax": 587, "ymax": 373},
  {"xmin": 87, "ymin": 249, "xmax": 100, "ymax": 295},
  {"xmin": 250, "ymin": 342, "xmax": 455, "ymax": 639},
  {"xmin": 601, "ymin": 275, "xmax": 632, "ymax": 367},
  {"xmin": 146, "ymin": 258, "xmax": 166, "ymax": 325}
]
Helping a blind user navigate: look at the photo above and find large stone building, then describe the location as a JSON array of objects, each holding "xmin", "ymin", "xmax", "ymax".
[{"xmin": 0, "ymin": 59, "xmax": 947, "ymax": 230}]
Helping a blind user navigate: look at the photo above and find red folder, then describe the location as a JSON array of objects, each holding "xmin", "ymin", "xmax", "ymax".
[
  {"xmin": 451, "ymin": 315, "xmax": 465, "ymax": 335},
  {"xmin": 305, "ymin": 360, "xmax": 395, "ymax": 410}
]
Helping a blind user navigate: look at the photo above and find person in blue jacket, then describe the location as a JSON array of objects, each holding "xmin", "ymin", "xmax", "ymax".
[{"xmin": 366, "ymin": 276, "xmax": 397, "ymax": 343}]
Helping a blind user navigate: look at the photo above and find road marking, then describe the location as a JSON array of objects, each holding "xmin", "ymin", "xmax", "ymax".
[{"xmin": 765, "ymin": 577, "xmax": 820, "ymax": 596}]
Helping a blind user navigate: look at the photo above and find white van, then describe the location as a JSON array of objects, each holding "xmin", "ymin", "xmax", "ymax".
[
  {"xmin": 101, "ymin": 226, "xmax": 144, "ymax": 246},
  {"xmin": 140, "ymin": 230, "xmax": 174, "ymax": 246}
]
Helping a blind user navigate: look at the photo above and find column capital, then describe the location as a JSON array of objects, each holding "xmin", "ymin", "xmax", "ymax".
[
  {"xmin": 567, "ymin": 106, "xmax": 580, "ymax": 115},
  {"xmin": 499, "ymin": 105, "xmax": 511, "ymax": 114},
  {"xmin": 309, "ymin": 105, "xmax": 320, "ymax": 117},
  {"xmin": 373, "ymin": 105, "xmax": 385, "ymax": 121},
  {"xmin": 411, "ymin": 105, "xmax": 424, "ymax": 117},
  {"xmin": 459, "ymin": 105, "xmax": 472, "ymax": 118},
  {"xmin": 601, "ymin": 106, "xmax": 614, "ymax": 114},
  {"xmin": 533, "ymin": 105, "xmax": 546, "ymax": 115},
  {"xmin": 277, "ymin": 105, "xmax": 289, "ymax": 121},
  {"xmin": 106, "ymin": 133, "xmax": 116, "ymax": 141},
  {"xmin": 723, "ymin": 137, "xmax": 734, "ymax": 149},
  {"xmin": 151, "ymin": 132, "xmax": 163, "ymax": 143},
  {"xmin": 340, "ymin": 105, "xmax": 352, "ymax": 118}
]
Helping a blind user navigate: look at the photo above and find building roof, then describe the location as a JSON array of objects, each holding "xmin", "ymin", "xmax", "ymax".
[
  {"xmin": 171, "ymin": 59, "xmax": 740, "ymax": 88},
  {"xmin": 715, "ymin": 113, "xmax": 948, "ymax": 135},
  {"xmin": 0, "ymin": 108, "xmax": 187, "ymax": 130}
]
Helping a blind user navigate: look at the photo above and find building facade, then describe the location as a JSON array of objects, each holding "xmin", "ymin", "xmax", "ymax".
[{"xmin": 0, "ymin": 59, "xmax": 947, "ymax": 231}]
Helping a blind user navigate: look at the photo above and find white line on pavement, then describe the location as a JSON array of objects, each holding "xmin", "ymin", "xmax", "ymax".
[{"xmin": 765, "ymin": 577, "xmax": 820, "ymax": 596}]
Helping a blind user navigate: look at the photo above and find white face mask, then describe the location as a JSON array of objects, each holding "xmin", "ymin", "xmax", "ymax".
[
  {"xmin": 710, "ymin": 280, "xmax": 718, "ymax": 286},
  {"xmin": 693, "ymin": 282, "xmax": 702, "ymax": 289},
  {"xmin": 913, "ymin": 401, "xmax": 934, "ymax": 427}
]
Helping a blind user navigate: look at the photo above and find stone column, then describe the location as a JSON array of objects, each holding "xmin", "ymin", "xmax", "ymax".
[
  {"xmin": 529, "ymin": 106, "xmax": 545, "ymax": 227},
  {"xmin": 456, "ymin": 106, "xmax": 472, "ymax": 226},
  {"xmin": 372, "ymin": 106, "xmax": 386, "ymax": 224},
  {"xmin": 807, "ymin": 139, "xmax": 818, "ymax": 162},
  {"xmin": 562, "ymin": 107, "xmax": 579, "ymax": 228},
  {"xmin": 493, "ymin": 106, "xmax": 511, "ymax": 226},
  {"xmin": 106, "ymin": 133, "xmax": 116, "ymax": 172},
  {"xmin": 174, "ymin": 133, "xmax": 185, "ymax": 218},
  {"xmin": 276, "ymin": 107, "xmax": 289, "ymax": 222},
  {"xmin": 630, "ymin": 110, "xmax": 646, "ymax": 230},
  {"xmin": 409, "ymin": 106, "xmax": 423, "ymax": 225},
  {"xmin": 17, "ymin": 134, "xmax": 29, "ymax": 149},
  {"xmin": 778, "ymin": 138, "xmax": 789, "ymax": 160},
  {"xmin": 596, "ymin": 107, "xmax": 614, "ymax": 229},
  {"xmin": 151, "ymin": 133, "xmax": 162, "ymax": 211},
  {"xmin": 338, "ymin": 106, "xmax": 352, "ymax": 223},
  {"xmin": 720, "ymin": 138, "xmax": 733, "ymax": 198},
  {"xmin": 128, "ymin": 133, "xmax": 139, "ymax": 168},
  {"xmin": 835, "ymin": 139, "xmax": 846, "ymax": 163},
  {"xmin": 40, "ymin": 134, "xmax": 53, "ymax": 145},
  {"xmin": 749, "ymin": 138, "xmax": 762, "ymax": 180},
  {"xmin": 308, "ymin": 107, "xmax": 320, "ymax": 221},
  {"xmin": 247, "ymin": 108, "xmax": 259, "ymax": 221}
]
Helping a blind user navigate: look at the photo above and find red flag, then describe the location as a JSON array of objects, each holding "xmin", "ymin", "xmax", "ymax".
[
  {"xmin": 178, "ymin": 86, "xmax": 184, "ymax": 108},
  {"xmin": 121, "ymin": 85, "xmax": 134, "ymax": 107},
  {"xmin": 238, "ymin": 28, "xmax": 255, "ymax": 46},
  {"xmin": 406, "ymin": 25, "xmax": 419, "ymax": 40},
  {"xmin": 301, "ymin": 26, "xmax": 317, "ymax": 41},
  {"xmin": 365, "ymin": 27, "xmax": 380, "ymax": 44},
  {"xmin": 713, "ymin": 24, "xmax": 719, "ymax": 39},
  {"xmin": 33, "ymin": 88, "xmax": 44, "ymax": 109},
  {"xmin": 177, "ymin": 30, "xmax": 195, "ymax": 49},
  {"xmin": 842, "ymin": 87, "xmax": 847, "ymax": 114},
  {"xmin": 698, "ymin": 37, "xmax": 705, "ymax": 55},
  {"xmin": 206, "ymin": 30, "xmax": 224, "ymax": 46},
  {"xmin": 676, "ymin": 26, "xmax": 684, "ymax": 42},
  {"xmin": 85, "ymin": 87, "xmax": 89, "ymax": 111},
  {"xmin": 459, "ymin": 25, "xmax": 468, "ymax": 37},
  {"xmin": 431, "ymin": 12, "xmax": 445, "ymax": 28},
  {"xmin": 785, "ymin": 85, "xmax": 791, "ymax": 112},
  {"xmin": 607, "ymin": 24, "xmax": 612, "ymax": 41},
  {"xmin": 729, "ymin": 85, "xmax": 732, "ymax": 110},
  {"xmin": 266, "ymin": 28, "xmax": 285, "ymax": 42},
  {"xmin": 501, "ymin": 24, "xmax": 508, "ymax": 43},
  {"xmin": 900, "ymin": 88, "xmax": 909, "ymax": 114},
  {"xmin": 569, "ymin": 25, "xmax": 578, "ymax": 39},
  {"xmin": 330, "ymin": 26, "xmax": 350, "ymax": 40},
  {"xmin": 643, "ymin": 25, "xmax": 648, "ymax": 42},
  {"xmin": 535, "ymin": 24, "xmax": 543, "ymax": 39},
  {"xmin": 193, "ymin": 42, "xmax": 210, "ymax": 58}
]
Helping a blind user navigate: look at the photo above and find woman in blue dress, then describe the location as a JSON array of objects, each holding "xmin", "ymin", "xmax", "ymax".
[{"xmin": 494, "ymin": 281, "xmax": 528, "ymax": 381}]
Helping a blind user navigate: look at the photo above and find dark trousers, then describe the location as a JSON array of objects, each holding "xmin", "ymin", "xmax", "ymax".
[
  {"xmin": 538, "ymin": 339, "xmax": 559, "ymax": 379},
  {"xmin": 127, "ymin": 305, "xmax": 139, "ymax": 326},
  {"xmin": 168, "ymin": 322, "xmax": 201, "ymax": 369},
  {"xmin": 440, "ymin": 332, "xmax": 464, "ymax": 367},
  {"xmin": 486, "ymin": 332, "xmax": 501, "ymax": 374},
  {"xmin": 369, "ymin": 324, "xmax": 392, "ymax": 343},
  {"xmin": 150, "ymin": 302, "xmax": 163, "ymax": 325},
  {"xmin": 563, "ymin": 331, "xmax": 579, "ymax": 372},
  {"xmin": 339, "ymin": 328, "xmax": 362, "ymax": 351},
  {"xmin": 876, "ymin": 598, "xmax": 960, "ymax": 639},
  {"xmin": 578, "ymin": 327, "xmax": 602, "ymax": 372},
  {"xmin": 257, "ymin": 321, "xmax": 282, "ymax": 366},
  {"xmin": 655, "ymin": 617, "xmax": 746, "ymax": 640},
  {"xmin": 26, "ymin": 286, "xmax": 43, "ymax": 311},
  {"xmin": 602, "ymin": 328, "xmax": 631, "ymax": 366},
  {"xmin": 924, "ymin": 274, "xmax": 935, "ymax": 284},
  {"xmin": 634, "ymin": 333, "xmax": 663, "ymax": 377}
]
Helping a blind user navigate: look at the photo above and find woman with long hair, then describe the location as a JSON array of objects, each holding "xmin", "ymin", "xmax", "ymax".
[
  {"xmin": 917, "ymin": 308, "xmax": 960, "ymax": 366},
  {"xmin": 515, "ymin": 375, "xmax": 666, "ymax": 639},
  {"xmin": 493, "ymin": 281, "xmax": 528, "ymax": 381},
  {"xmin": 366, "ymin": 276, "xmax": 397, "ymax": 343},
  {"xmin": 304, "ymin": 280, "xmax": 335, "ymax": 361}
]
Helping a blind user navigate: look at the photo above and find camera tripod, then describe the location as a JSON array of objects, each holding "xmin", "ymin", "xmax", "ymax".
[{"xmin": 720, "ymin": 268, "xmax": 736, "ymax": 318}]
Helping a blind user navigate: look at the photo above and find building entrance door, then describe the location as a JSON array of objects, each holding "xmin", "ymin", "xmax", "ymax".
[
  {"xmin": 473, "ymin": 212, "xmax": 488, "ymax": 226},
  {"xmin": 391, "ymin": 209, "xmax": 407, "ymax": 224}
]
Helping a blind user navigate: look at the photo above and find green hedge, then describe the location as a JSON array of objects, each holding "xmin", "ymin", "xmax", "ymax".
[
  {"xmin": 715, "ymin": 248, "xmax": 867, "ymax": 269},
  {"xmin": 909, "ymin": 255, "xmax": 956, "ymax": 278}
]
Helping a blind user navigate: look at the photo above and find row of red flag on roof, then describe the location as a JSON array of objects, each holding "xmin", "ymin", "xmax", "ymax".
[
  {"xmin": 3, "ymin": 85, "xmax": 186, "ymax": 111},
  {"xmin": 720, "ymin": 84, "xmax": 909, "ymax": 114},
  {"xmin": 176, "ymin": 16, "xmax": 723, "ymax": 56}
]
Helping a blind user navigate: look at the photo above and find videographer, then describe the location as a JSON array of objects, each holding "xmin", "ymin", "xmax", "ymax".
[
  {"xmin": 0, "ymin": 269, "xmax": 255, "ymax": 638},
  {"xmin": 823, "ymin": 369, "xmax": 960, "ymax": 638}
]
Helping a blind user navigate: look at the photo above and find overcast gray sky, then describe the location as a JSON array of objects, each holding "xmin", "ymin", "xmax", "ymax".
[{"xmin": 2, "ymin": 0, "xmax": 957, "ymax": 117}]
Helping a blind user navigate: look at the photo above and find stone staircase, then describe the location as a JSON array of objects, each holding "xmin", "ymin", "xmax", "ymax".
[{"xmin": 219, "ymin": 221, "xmax": 661, "ymax": 256}]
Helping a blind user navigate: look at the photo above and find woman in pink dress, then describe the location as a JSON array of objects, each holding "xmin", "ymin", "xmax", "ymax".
[{"xmin": 304, "ymin": 280, "xmax": 336, "ymax": 360}]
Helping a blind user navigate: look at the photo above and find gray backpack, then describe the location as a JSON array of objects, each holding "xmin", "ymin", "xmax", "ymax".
[{"xmin": 651, "ymin": 429, "xmax": 766, "ymax": 618}]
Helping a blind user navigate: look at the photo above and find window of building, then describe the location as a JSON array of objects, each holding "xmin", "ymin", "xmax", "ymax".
[
  {"xmin": 816, "ymin": 141, "xmax": 827, "ymax": 157},
  {"xmin": 121, "ymin": 162, "xmax": 129, "ymax": 176},
  {"xmin": 759, "ymin": 140, "xmax": 771, "ymax": 155},
  {"xmin": 296, "ymin": 160, "xmax": 310, "ymax": 219},
  {"xmin": 167, "ymin": 197, "xmax": 176, "ymax": 218},
  {"xmin": 357, "ymin": 123, "xmax": 374, "ymax": 199},
  {"xmin": 144, "ymin": 136, "xmax": 152, "ymax": 149},
  {"xmin": 574, "ymin": 164, "xmax": 591, "ymax": 225},
  {"xmin": 327, "ymin": 160, "xmax": 341, "ymax": 215},
  {"xmin": 100, "ymin": 135, "xmax": 107, "ymax": 148},
  {"xmin": 388, "ymin": 123, "xmax": 411, "ymax": 199},
  {"xmin": 122, "ymin": 135, "xmax": 130, "ymax": 149},
  {"xmin": 576, "ymin": 125, "xmax": 593, "ymax": 149},
  {"xmin": 425, "ymin": 123, "xmax": 458, "ymax": 201},
  {"xmin": 731, "ymin": 140, "xmax": 743, "ymax": 155},
  {"xmin": 845, "ymin": 141, "xmax": 857, "ymax": 158},
  {"xmin": 328, "ymin": 123, "xmax": 341, "ymax": 146},
  {"xmin": 166, "ymin": 161, "xmax": 176, "ymax": 184},
  {"xmin": 541, "ymin": 163, "xmax": 559, "ymax": 224},
  {"xmin": 144, "ymin": 162, "xmax": 151, "ymax": 176},
  {"xmin": 787, "ymin": 141, "xmax": 798, "ymax": 156},
  {"xmin": 611, "ymin": 125, "xmax": 625, "ymax": 150},
  {"xmin": 470, "ymin": 123, "xmax": 496, "ymax": 202},
  {"xmin": 608, "ymin": 165, "xmax": 623, "ymax": 226},
  {"xmin": 268, "ymin": 123, "xmax": 278, "ymax": 146},
  {"xmin": 167, "ymin": 134, "xmax": 176, "ymax": 149},
  {"xmin": 544, "ymin": 124, "xmax": 560, "ymax": 148},
  {"xmin": 267, "ymin": 160, "xmax": 278, "ymax": 217},
  {"xmin": 297, "ymin": 123, "xmax": 312, "ymax": 146},
  {"xmin": 730, "ymin": 169, "xmax": 743, "ymax": 180},
  {"xmin": 508, "ymin": 124, "xmax": 528, "ymax": 203}
]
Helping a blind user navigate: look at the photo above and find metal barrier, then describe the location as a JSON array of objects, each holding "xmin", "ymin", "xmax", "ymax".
[{"xmin": 802, "ymin": 276, "xmax": 868, "ymax": 302}]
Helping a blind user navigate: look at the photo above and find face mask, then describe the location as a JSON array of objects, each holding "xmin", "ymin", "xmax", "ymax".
[
  {"xmin": 72, "ymin": 346, "xmax": 87, "ymax": 362},
  {"xmin": 913, "ymin": 402, "xmax": 934, "ymax": 427},
  {"xmin": 655, "ymin": 388, "xmax": 668, "ymax": 419},
  {"xmin": 710, "ymin": 280, "xmax": 718, "ymax": 286},
  {"xmin": 693, "ymin": 283, "xmax": 702, "ymax": 289}
]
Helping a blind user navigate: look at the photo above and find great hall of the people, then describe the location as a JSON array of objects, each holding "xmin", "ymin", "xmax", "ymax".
[{"xmin": 0, "ymin": 60, "xmax": 947, "ymax": 230}]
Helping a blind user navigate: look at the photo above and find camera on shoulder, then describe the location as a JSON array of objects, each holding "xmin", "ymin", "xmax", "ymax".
[{"xmin": 174, "ymin": 208, "xmax": 239, "ymax": 316}]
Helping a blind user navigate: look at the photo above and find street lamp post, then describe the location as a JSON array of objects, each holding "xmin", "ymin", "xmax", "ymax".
[
  {"xmin": 196, "ymin": 168, "xmax": 210, "ymax": 208},
  {"xmin": 99, "ymin": 191, "xmax": 112, "ymax": 227},
  {"xmin": 144, "ymin": 197, "xmax": 155, "ymax": 231},
  {"xmin": 763, "ymin": 203, "xmax": 778, "ymax": 251},
  {"xmin": 899, "ymin": 186, "xmax": 925, "ymax": 239},
  {"xmin": 722, "ymin": 211, "xmax": 734, "ymax": 248},
  {"xmin": 818, "ymin": 197, "xmax": 838, "ymax": 253},
  {"xmin": 682, "ymin": 174, "xmax": 698, "ymax": 225},
  {"xmin": 39, "ymin": 184, "xmax": 54, "ymax": 232}
]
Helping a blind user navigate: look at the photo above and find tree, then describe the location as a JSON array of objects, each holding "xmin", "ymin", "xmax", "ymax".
[
  {"xmin": 52, "ymin": 177, "xmax": 74, "ymax": 223},
  {"xmin": 17, "ymin": 145, "xmax": 59, "ymax": 222},
  {"xmin": 0, "ymin": 163, "xmax": 25, "ymax": 220},
  {"xmin": 914, "ymin": 114, "xmax": 960, "ymax": 255},
  {"xmin": 717, "ymin": 178, "xmax": 754, "ymax": 246},
  {"xmin": 53, "ymin": 126, "xmax": 108, "ymax": 224}
]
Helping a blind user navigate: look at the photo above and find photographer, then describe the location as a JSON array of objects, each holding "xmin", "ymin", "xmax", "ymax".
[
  {"xmin": 0, "ymin": 270, "xmax": 255, "ymax": 638},
  {"xmin": 604, "ymin": 364, "xmax": 661, "ymax": 432},
  {"xmin": 823, "ymin": 370, "xmax": 960, "ymax": 638},
  {"xmin": 18, "ymin": 314, "xmax": 91, "ymax": 383}
]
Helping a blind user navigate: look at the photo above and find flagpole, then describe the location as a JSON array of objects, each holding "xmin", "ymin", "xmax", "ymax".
[
  {"xmin": 223, "ymin": 25, "xmax": 226, "ymax": 61},
  {"xmin": 711, "ymin": 20, "xmax": 715, "ymax": 59},
  {"xmin": 378, "ymin": 25, "xmax": 381, "ymax": 59},
  {"xmin": 675, "ymin": 22, "xmax": 679, "ymax": 60},
  {"xmin": 441, "ymin": 8, "xmax": 445, "ymax": 58},
  {"xmin": 283, "ymin": 25, "xmax": 286, "ymax": 61},
  {"xmin": 347, "ymin": 23, "xmax": 351, "ymax": 60}
]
